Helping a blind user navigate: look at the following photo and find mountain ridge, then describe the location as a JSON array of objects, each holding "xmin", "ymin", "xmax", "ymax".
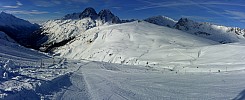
[
  {"xmin": 174, "ymin": 18, "xmax": 245, "ymax": 43},
  {"xmin": 37, "ymin": 7, "xmax": 121, "ymax": 52},
  {"xmin": 1, "ymin": 7, "xmax": 245, "ymax": 52},
  {"xmin": 0, "ymin": 12, "xmax": 40, "ymax": 47},
  {"xmin": 144, "ymin": 15, "xmax": 177, "ymax": 28},
  {"xmin": 61, "ymin": 7, "xmax": 121, "ymax": 24},
  {"xmin": 38, "ymin": 7, "xmax": 245, "ymax": 53}
]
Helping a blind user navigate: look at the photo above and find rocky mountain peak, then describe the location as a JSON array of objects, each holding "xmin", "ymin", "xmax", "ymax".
[
  {"xmin": 98, "ymin": 9, "xmax": 120, "ymax": 23},
  {"xmin": 79, "ymin": 7, "xmax": 98, "ymax": 19},
  {"xmin": 176, "ymin": 18, "xmax": 190, "ymax": 26},
  {"xmin": 61, "ymin": 7, "xmax": 120, "ymax": 23}
]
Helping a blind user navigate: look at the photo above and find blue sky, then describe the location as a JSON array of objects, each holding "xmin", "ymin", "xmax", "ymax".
[{"xmin": 0, "ymin": 0, "xmax": 245, "ymax": 28}]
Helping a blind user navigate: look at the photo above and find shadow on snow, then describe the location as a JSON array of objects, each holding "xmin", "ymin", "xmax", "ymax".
[
  {"xmin": 3, "ymin": 73, "xmax": 73, "ymax": 100},
  {"xmin": 233, "ymin": 89, "xmax": 245, "ymax": 100}
]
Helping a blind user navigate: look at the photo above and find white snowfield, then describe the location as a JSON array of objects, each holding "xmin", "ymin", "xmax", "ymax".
[
  {"xmin": 54, "ymin": 21, "xmax": 245, "ymax": 72},
  {"xmin": 1, "ymin": 21, "xmax": 245, "ymax": 100}
]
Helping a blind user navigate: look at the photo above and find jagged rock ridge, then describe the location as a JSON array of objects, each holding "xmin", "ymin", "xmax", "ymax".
[{"xmin": 62, "ymin": 7, "xmax": 120, "ymax": 23}]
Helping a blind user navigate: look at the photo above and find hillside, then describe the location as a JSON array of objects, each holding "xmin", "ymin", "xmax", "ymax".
[
  {"xmin": 1, "ymin": 7, "xmax": 245, "ymax": 100},
  {"xmin": 1, "ymin": 24, "xmax": 245, "ymax": 99},
  {"xmin": 0, "ymin": 12, "xmax": 40, "ymax": 47}
]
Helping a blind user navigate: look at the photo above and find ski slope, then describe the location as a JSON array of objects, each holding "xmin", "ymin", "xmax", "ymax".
[
  {"xmin": 1, "ymin": 21, "xmax": 245, "ymax": 100},
  {"xmin": 52, "ymin": 21, "xmax": 245, "ymax": 72},
  {"xmin": 1, "ymin": 41, "xmax": 245, "ymax": 99}
]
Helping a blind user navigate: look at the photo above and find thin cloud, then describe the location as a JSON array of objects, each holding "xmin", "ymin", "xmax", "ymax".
[
  {"xmin": 225, "ymin": 10, "xmax": 245, "ymax": 18},
  {"xmin": 33, "ymin": 1, "xmax": 55, "ymax": 7},
  {"xmin": 241, "ymin": 20, "xmax": 245, "ymax": 23},
  {"xmin": 28, "ymin": 19, "xmax": 48, "ymax": 24},
  {"xmin": 2, "ymin": 6, "xmax": 19, "ymax": 9},
  {"xmin": 2, "ymin": 1, "xmax": 23, "ymax": 8},
  {"xmin": 6, "ymin": 10, "xmax": 49, "ymax": 15},
  {"xmin": 134, "ymin": 1, "xmax": 245, "ymax": 11},
  {"xmin": 137, "ymin": 0, "xmax": 239, "ymax": 21},
  {"xmin": 225, "ymin": 10, "xmax": 245, "ymax": 23},
  {"xmin": 17, "ymin": 1, "xmax": 23, "ymax": 6},
  {"xmin": 31, "ymin": 0, "xmax": 92, "ymax": 7},
  {"xmin": 69, "ymin": 0, "xmax": 91, "ymax": 3}
]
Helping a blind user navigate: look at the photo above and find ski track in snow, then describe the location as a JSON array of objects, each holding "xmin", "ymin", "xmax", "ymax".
[{"xmin": 1, "ymin": 49, "xmax": 245, "ymax": 100}]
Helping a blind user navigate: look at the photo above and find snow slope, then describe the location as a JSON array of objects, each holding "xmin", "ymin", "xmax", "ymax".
[
  {"xmin": 1, "ymin": 43, "xmax": 245, "ymax": 99},
  {"xmin": 174, "ymin": 18, "xmax": 245, "ymax": 43},
  {"xmin": 0, "ymin": 36, "xmax": 80, "ymax": 99},
  {"xmin": 1, "ymin": 21, "xmax": 245, "ymax": 99},
  {"xmin": 1, "ymin": 8, "xmax": 245, "ymax": 99},
  {"xmin": 39, "ymin": 18, "xmax": 100, "ymax": 50},
  {"xmin": 51, "ymin": 21, "xmax": 245, "ymax": 73},
  {"xmin": 52, "ymin": 21, "xmax": 210, "ymax": 70}
]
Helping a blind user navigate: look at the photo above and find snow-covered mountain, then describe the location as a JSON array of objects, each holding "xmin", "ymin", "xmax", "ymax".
[
  {"xmin": 2, "ymin": 8, "xmax": 245, "ymax": 100},
  {"xmin": 62, "ymin": 7, "xmax": 98, "ymax": 20},
  {"xmin": 2, "ymin": 31, "xmax": 245, "ymax": 100},
  {"xmin": 0, "ymin": 12, "xmax": 39, "ymax": 47},
  {"xmin": 52, "ymin": 21, "xmax": 219, "ymax": 67},
  {"xmin": 36, "ymin": 8, "xmax": 245, "ymax": 69},
  {"xmin": 49, "ymin": 21, "xmax": 245, "ymax": 73},
  {"xmin": 174, "ymin": 18, "xmax": 245, "ymax": 43},
  {"xmin": 38, "ymin": 7, "xmax": 121, "ymax": 52},
  {"xmin": 41, "ymin": 7, "xmax": 245, "ymax": 53},
  {"xmin": 144, "ymin": 15, "xmax": 177, "ymax": 28},
  {"xmin": 98, "ymin": 9, "xmax": 120, "ymax": 24}
]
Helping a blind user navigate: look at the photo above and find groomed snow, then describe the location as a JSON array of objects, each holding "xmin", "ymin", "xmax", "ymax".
[
  {"xmin": 1, "ymin": 20, "xmax": 245, "ymax": 100},
  {"xmin": 1, "ymin": 41, "xmax": 245, "ymax": 99}
]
